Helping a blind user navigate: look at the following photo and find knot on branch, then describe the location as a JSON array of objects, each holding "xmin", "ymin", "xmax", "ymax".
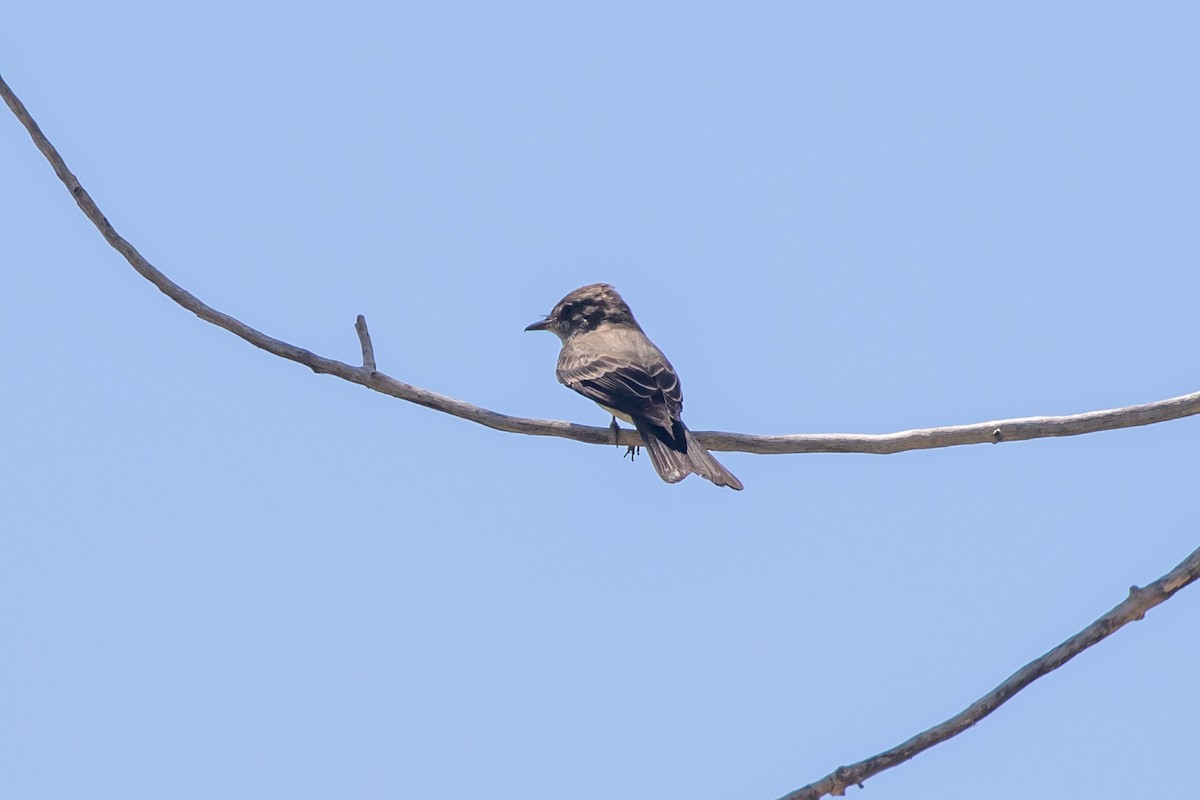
[{"xmin": 829, "ymin": 766, "xmax": 857, "ymax": 796}]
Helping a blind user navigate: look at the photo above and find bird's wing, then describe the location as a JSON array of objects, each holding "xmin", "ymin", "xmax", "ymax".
[{"xmin": 556, "ymin": 349, "xmax": 682, "ymax": 434}]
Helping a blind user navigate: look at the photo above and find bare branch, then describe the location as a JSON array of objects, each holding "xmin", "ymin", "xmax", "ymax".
[
  {"xmin": 8, "ymin": 68, "xmax": 1200, "ymax": 800},
  {"xmin": 4, "ymin": 72, "xmax": 1199, "ymax": 456},
  {"xmin": 701, "ymin": 392, "xmax": 1200, "ymax": 454},
  {"xmin": 776, "ymin": 544, "xmax": 1200, "ymax": 800}
]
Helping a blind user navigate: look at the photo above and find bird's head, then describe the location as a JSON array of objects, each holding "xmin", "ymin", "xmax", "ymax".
[{"xmin": 524, "ymin": 283, "xmax": 640, "ymax": 341}]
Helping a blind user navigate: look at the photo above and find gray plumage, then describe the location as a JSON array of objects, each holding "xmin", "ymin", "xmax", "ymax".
[{"xmin": 526, "ymin": 283, "xmax": 743, "ymax": 490}]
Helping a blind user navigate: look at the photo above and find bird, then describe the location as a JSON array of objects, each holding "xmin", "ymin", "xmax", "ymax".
[{"xmin": 525, "ymin": 283, "xmax": 743, "ymax": 490}]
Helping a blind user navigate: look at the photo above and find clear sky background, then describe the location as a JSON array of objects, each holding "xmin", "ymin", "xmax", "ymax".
[{"xmin": 3, "ymin": 4, "xmax": 1198, "ymax": 799}]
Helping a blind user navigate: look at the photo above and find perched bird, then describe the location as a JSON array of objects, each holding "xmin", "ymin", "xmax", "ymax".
[{"xmin": 525, "ymin": 283, "xmax": 743, "ymax": 490}]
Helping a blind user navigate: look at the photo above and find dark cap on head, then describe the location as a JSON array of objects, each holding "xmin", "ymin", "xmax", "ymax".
[{"xmin": 525, "ymin": 283, "xmax": 641, "ymax": 339}]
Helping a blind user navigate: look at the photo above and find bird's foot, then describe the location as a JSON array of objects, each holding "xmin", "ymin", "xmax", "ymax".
[{"xmin": 611, "ymin": 416, "xmax": 638, "ymax": 460}]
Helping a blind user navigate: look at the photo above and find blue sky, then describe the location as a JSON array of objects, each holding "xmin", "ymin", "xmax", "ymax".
[{"xmin": 3, "ymin": 4, "xmax": 1198, "ymax": 799}]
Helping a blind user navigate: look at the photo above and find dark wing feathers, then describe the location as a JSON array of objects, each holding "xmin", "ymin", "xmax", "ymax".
[{"xmin": 556, "ymin": 351, "xmax": 682, "ymax": 436}]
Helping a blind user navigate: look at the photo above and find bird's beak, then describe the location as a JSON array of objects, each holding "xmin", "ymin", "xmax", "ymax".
[{"xmin": 524, "ymin": 318, "xmax": 551, "ymax": 332}]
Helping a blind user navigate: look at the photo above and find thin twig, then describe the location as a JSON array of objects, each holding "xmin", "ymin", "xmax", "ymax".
[
  {"xmin": 355, "ymin": 314, "xmax": 377, "ymax": 372},
  {"xmin": 776, "ymin": 544, "xmax": 1200, "ymax": 800},
  {"xmin": 4, "ymin": 72, "xmax": 1200, "ymax": 456}
]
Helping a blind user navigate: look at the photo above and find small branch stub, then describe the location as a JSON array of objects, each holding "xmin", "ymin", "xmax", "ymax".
[{"xmin": 355, "ymin": 314, "xmax": 377, "ymax": 373}]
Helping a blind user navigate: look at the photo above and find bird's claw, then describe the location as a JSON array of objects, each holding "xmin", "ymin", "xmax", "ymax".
[{"xmin": 623, "ymin": 445, "xmax": 641, "ymax": 461}]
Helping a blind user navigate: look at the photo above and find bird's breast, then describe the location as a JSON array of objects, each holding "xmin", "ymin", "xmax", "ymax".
[{"xmin": 597, "ymin": 404, "xmax": 636, "ymax": 424}]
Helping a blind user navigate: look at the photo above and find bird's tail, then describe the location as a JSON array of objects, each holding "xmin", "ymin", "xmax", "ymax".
[
  {"xmin": 681, "ymin": 427, "xmax": 744, "ymax": 490},
  {"xmin": 634, "ymin": 420, "xmax": 744, "ymax": 491}
]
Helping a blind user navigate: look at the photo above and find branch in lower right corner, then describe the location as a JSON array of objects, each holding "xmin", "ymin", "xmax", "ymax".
[{"xmin": 774, "ymin": 543, "xmax": 1200, "ymax": 800}]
